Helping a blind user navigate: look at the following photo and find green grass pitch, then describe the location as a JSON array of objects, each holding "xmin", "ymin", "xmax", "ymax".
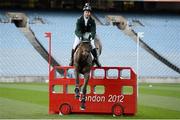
[{"xmin": 0, "ymin": 83, "xmax": 180, "ymax": 119}]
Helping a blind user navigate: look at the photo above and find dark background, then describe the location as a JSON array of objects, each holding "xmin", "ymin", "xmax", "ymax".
[{"xmin": 0, "ymin": 0, "xmax": 179, "ymax": 13}]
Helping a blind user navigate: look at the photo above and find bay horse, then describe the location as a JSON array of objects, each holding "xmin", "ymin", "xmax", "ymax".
[{"xmin": 73, "ymin": 37, "xmax": 101, "ymax": 110}]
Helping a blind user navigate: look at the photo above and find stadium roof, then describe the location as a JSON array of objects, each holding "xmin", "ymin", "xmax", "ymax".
[{"xmin": 143, "ymin": 0, "xmax": 180, "ymax": 2}]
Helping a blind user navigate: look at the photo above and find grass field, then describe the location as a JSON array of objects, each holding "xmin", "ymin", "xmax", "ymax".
[{"xmin": 0, "ymin": 82, "xmax": 180, "ymax": 119}]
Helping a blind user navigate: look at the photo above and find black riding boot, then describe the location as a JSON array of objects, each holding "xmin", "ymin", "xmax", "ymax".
[
  {"xmin": 91, "ymin": 49, "xmax": 101, "ymax": 67},
  {"xmin": 69, "ymin": 49, "xmax": 75, "ymax": 66}
]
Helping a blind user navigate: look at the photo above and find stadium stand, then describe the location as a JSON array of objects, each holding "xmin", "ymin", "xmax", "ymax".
[
  {"xmin": 27, "ymin": 11, "xmax": 80, "ymax": 25},
  {"xmin": 0, "ymin": 23, "xmax": 48, "ymax": 76},
  {"xmin": 134, "ymin": 26, "xmax": 180, "ymax": 66},
  {"xmin": 0, "ymin": 11, "xmax": 179, "ymax": 79},
  {"xmin": 95, "ymin": 12, "xmax": 180, "ymax": 76},
  {"xmin": 0, "ymin": 12, "xmax": 8, "ymax": 23}
]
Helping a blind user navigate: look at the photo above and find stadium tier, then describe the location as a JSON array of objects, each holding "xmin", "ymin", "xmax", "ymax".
[
  {"xmin": 0, "ymin": 11, "xmax": 179, "ymax": 77},
  {"xmin": 0, "ymin": 23, "xmax": 48, "ymax": 76}
]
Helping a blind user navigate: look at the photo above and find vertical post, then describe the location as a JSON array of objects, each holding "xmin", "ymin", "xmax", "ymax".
[
  {"xmin": 137, "ymin": 32, "xmax": 144, "ymax": 97},
  {"xmin": 45, "ymin": 32, "xmax": 52, "ymax": 74},
  {"xmin": 45, "ymin": 32, "xmax": 52, "ymax": 114}
]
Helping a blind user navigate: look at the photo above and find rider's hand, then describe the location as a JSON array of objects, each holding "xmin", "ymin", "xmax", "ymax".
[
  {"xmin": 90, "ymin": 37, "xmax": 93, "ymax": 41},
  {"xmin": 89, "ymin": 35, "xmax": 93, "ymax": 41},
  {"xmin": 79, "ymin": 37, "xmax": 83, "ymax": 41}
]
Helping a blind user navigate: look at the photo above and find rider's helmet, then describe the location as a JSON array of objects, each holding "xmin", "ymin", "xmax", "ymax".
[{"xmin": 83, "ymin": 3, "xmax": 92, "ymax": 12}]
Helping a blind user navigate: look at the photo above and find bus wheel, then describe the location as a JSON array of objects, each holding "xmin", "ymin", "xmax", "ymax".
[
  {"xmin": 59, "ymin": 103, "xmax": 71, "ymax": 115},
  {"xmin": 112, "ymin": 104, "xmax": 123, "ymax": 116}
]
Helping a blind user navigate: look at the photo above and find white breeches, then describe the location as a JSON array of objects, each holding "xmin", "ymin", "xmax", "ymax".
[{"xmin": 73, "ymin": 33, "xmax": 96, "ymax": 50}]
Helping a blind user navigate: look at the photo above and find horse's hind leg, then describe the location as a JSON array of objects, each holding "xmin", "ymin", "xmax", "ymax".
[
  {"xmin": 74, "ymin": 70, "xmax": 80, "ymax": 99},
  {"xmin": 80, "ymin": 72, "xmax": 90, "ymax": 110}
]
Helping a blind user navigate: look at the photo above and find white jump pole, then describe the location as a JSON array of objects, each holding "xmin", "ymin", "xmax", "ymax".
[{"xmin": 137, "ymin": 32, "xmax": 144, "ymax": 97}]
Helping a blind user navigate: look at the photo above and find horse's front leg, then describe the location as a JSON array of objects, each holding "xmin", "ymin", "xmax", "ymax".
[
  {"xmin": 80, "ymin": 72, "xmax": 90, "ymax": 110},
  {"xmin": 74, "ymin": 69, "xmax": 80, "ymax": 99}
]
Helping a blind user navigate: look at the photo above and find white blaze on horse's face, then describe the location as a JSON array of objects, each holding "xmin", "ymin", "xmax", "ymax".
[{"xmin": 84, "ymin": 11, "xmax": 91, "ymax": 19}]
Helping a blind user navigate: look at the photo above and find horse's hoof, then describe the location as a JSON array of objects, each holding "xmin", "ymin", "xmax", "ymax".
[
  {"xmin": 80, "ymin": 106, "xmax": 85, "ymax": 110},
  {"xmin": 80, "ymin": 99, "xmax": 86, "ymax": 110}
]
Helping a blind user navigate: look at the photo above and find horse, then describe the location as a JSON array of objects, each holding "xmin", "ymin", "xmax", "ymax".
[{"xmin": 73, "ymin": 37, "xmax": 102, "ymax": 110}]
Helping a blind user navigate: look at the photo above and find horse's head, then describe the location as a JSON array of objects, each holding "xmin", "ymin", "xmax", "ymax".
[
  {"xmin": 78, "ymin": 42, "xmax": 92, "ymax": 62},
  {"xmin": 74, "ymin": 41, "xmax": 92, "ymax": 74},
  {"xmin": 80, "ymin": 41, "xmax": 91, "ymax": 53}
]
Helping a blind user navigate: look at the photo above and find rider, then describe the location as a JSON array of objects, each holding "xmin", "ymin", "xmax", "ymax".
[{"xmin": 69, "ymin": 3, "xmax": 101, "ymax": 67}]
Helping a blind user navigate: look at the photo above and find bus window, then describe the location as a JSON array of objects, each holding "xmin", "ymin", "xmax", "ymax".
[
  {"xmin": 120, "ymin": 69, "xmax": 131, "ymax": 79},
  {"xmin": 94, "ymin": 85, "xmax": 105, "ymax": 94},
  {"xmin": 67, "ymin": 85, "xmax": 90, "ymax": 94},
  {"xmin": 79, "ymin": 74, "xmax": 84, "ymax": 79},
  {"xmin": 106, "ymin": 69, "xmax": 118, "ymax": 79},
  {"xmin": 122, "ymin": 86, "xmax": 133, "ymax": 95},
  {"xmin": 93, "ymin": 69, "xmax": 105, "ymax": 79},
  {"xmin": 55, "ymin": 68, "xmax": 65, "ymax": 79},
  {"xmin": 67, "ymin": 85, "xmax": 75, "ymax": 94},
  {"xmin": 67, "ymin": 68, "xmax": 75, "ymax": 78},
  {"xmin": 52, "ymin": 85, "xmax": 63, "ymax": 93}
]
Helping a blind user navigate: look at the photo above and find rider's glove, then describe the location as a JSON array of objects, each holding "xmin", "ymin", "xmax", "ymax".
[
  {"xmin": 79, "ymin": 37, "xmax": 83, "ymax": 41},
  {"xmin": 90, "ymin": 37, "xmax": 93, "ymax": 41},
  {"xmin": 89, "ymin": 35, "xmax": 93, "ymax": 41}
]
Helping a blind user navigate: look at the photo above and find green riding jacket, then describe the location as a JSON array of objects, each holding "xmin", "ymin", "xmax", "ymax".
[{"xmin": 75, "ymin": 15, "xmax": 96, "ymax": 39}]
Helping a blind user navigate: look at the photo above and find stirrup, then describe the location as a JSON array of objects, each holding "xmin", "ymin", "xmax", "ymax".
[
  {"xmin": 69, "ymin": 63, "xmax": 73, "ymax": 66},
  {"xmin": 69, "ymin": 61, "xmax": 73, "ymax": 66},
  {"xmin": 95, "ymin": 59, "xmax": 101, "ymax": 67}
]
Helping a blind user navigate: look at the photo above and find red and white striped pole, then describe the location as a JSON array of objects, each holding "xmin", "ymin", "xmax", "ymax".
[{"xmin": 45, "ymin": 32, "xmax": 52, "ymax": 75}]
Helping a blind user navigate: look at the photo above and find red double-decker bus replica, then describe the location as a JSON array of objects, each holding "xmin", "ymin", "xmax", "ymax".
[{"xmin": 49, "ymin": 66, "xmax": 137, "ymax": 116}]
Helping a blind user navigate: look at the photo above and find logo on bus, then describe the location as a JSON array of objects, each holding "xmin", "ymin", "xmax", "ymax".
[{"xmin": 79, "ymin": 94, "xmax": 124, "ymax": 103}]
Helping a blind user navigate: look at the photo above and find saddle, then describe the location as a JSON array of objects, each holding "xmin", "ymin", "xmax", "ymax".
[{"xmin": 74, "ymin": 38, "xmax": 92, "ymax": 53}]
